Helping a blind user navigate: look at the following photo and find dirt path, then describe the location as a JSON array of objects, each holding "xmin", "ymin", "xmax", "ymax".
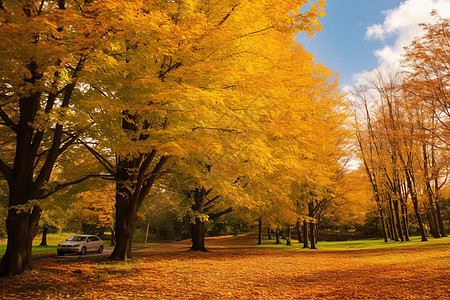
[{"xmin": 1, "ymin": 234, "xmax": 449, "ymax": 299}]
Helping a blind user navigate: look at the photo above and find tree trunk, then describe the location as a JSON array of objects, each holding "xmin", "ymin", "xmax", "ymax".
[
  {"xmin": 40, "ymin": 225, "xmax": 48, "ymax": 246},
  {"xmin": 267, "ymin": 227, "xmax": 272, "ymax": 240},
  {"xmin": 296, "ymin": 219, "xmax": 302, "ymax": 243},
  {"xmin": 379, "ymin": 209, "xmax": 388, "ymax": 242},
  {"xmin": 302, "ymin": 220, "xmax": 309, "ymax": 248},
  {"xmin": 257, "ymin": 217, "xmax": 262, "ymax": 245},
  {"xmin": 309, "ymin": 221, "xmax": 316, "ymax": 249},
  {"xmin": 189, "ymin": 187, "xmax": 207, "ymax": 251},
  {"xmin": 435, "ymin": 201, "xmax": 447, "ymax": 237},
  {"xmin": 110, "ymin": 228, "xmax": 115, "ymax": 246},
  {"xmin": 0, "ymin": 206, "xmax": 41, "ymax": 276},
  {"xmin": 190, "ymin": 221, "xmax": 207, "ymax": 252},
  {"xmin": 111, "ymin": 201, "xmax": 136, "ymax": 260},
  {"xmin": 387, "ymin": 196, "xmax": 399, "ymax": 241},
  {"xmin": 286, "ymin": 224, "xmax": 291, "ymax": 246},
  {"xmin": 144, "ymin": 219, "xmax": 151, "ymax": 244},
  {"xmin": 275, "ymin": 229, "xmax": 281, "ymax": 244},
  {"xmin": 401, "ymin": 203, "xmax": 410, "ymax": 241},
  {"xmin": 393, "ymin": 199, "xmax": 404, "ymax": 241},
  {"xmin": 111, "ymin": 140, "xmax": 167, "ymax": 260},
  {"xmin": 404, "ymin": 169, "xmax": 428, "ymax": 241}
]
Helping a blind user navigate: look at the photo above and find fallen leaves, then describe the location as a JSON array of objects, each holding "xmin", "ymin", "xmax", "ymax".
[{"xmin": 0, "ymin": 235, "xmax": 449, "ymax": 299}]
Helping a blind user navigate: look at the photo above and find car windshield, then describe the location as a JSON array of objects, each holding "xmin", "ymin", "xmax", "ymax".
[{"xmin": 67, "ymin": 236, "xmax": 87, "ymax": 242}]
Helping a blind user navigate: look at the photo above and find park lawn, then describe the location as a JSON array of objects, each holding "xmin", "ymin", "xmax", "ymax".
[
  {"xmin": 261, "ymin": 235, "xmax": 450, "ymax": 250},
  {"xmin": 0, "ymin": 234, "xmax": 448, "ymax": 299},
  {"xmin": 0, "ymin": 233, "xmax": 170, "ymax": 257}
]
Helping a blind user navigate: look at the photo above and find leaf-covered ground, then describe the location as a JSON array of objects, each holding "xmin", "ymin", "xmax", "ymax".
[{"xmin": 1, "ymin": 235, "xmax": 449, "ymax": 299}]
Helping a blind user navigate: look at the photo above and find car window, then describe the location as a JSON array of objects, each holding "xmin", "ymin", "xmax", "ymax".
[
  {"xmin": 91, "ymin": 237, "xmax": 99, "ymax": 241},
  {"xmin": 67, "ymin": 236, "xmax": 86, "ymax": 242}
]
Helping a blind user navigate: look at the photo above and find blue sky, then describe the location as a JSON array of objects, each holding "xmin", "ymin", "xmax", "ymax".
[{"xmin": 297, "ymin": 0, "xmax": 450, "ymax": 87}]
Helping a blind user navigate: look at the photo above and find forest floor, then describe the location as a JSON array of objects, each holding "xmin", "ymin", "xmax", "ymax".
[{"xmin": 0, "ymin": 234, "xmax": 449, "ymax": 299}]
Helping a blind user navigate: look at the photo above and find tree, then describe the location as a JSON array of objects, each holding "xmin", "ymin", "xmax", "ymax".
[{"xmin": 0, "ymin": 0, "xmax": 125, "ymax": 276}]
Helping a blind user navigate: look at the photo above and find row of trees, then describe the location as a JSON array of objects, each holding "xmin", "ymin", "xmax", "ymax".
[
  {"xmin": 355, "ymin": 14, "xmax": 449, "ymax": 243},
  {"xmin": 0, "ymin": 0, "xmax": 350, "ymax": 276}
]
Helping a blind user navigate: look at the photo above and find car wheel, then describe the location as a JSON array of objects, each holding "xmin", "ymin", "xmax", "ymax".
[
  {"xmin": 57, "ymin": 251, "xmax": 64, "ymax": 256},
  {"xmin": 98, "ymin": 245, "xmax": 103, "ymax": 253},
  {"xmin": 80, "ymin": 246, "xmax": 86, "ymax": 255}
]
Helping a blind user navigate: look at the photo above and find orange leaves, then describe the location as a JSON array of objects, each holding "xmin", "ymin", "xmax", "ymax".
[{"xmin": 0, "ymin": 236, "xmax": 449, "ymax": 299}]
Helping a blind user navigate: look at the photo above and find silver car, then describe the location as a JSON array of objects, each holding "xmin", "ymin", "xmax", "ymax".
[{"xmin": 57, "ymin": 234, "xmax": 104, "ymax": 256}]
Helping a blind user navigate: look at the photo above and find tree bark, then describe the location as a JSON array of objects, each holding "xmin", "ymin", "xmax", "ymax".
[
  {"xmin": 144, "ymin": 219, "xmax": 151, "ymax": 244},
  {"xmin": 267, "ymin": 227, "xmax": 272, "ymax": 240},
  {"xmin": 257, "ymin": 217, "xmax": 262, "ymax": 245},
  {"xmin": 302, "ymin": 220, "xmax": 309, "ymax": 248},
  {"xmin": 0, "ymin": 206, "xmax": 41, "ymax": 276},
  {"xmin": 111, "ymin": 149, "xmax": 167, "ymax": 260},
  {"xmin": 392, "ymin": 198, "xmax": 404, "ymax": 241},
  {"xmin": 406, "ymin": 173, "xmax": 428, "ymax": 241},
  {"xmin": 379, "ymin": 210, "xmax": 388, "ymax": 242},
  {"xmin": 401, "ymin": 203, "xmax": 410, "ymax": 241},
  {"xmin": 309, "ymin": 221, "xmax": 316, "ymax": 249},
  {"xmin": 286, "ymin": 224, "xmax": 291, "ymax": 246},
  {"xmin": 275, "ymin": 229, "xmax": 281, "ymax": 244},
  {"xmin": 296, "ymin": 219, "xmax": 302, "ymax": 243},
  {"xmin": 40, "ymin": 225, "xmax": 48, "ymax": 246},
  {"xmin": 435, "ymin": 201, "xmax": 447, "ymax": 237},
  {"xmin": 189, "ymin": 187, "xmax": 207, "ymax": 251}
]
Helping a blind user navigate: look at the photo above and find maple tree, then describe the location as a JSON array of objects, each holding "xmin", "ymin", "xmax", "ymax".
[
  {"xmin": 0, "ymin": 0, "xmax": 125, "ymax": 275},
  {"xmin": 0, "ymin": 0, "xmax": 358, "ymax": 275},
  {"xmin": 81, "ymin": 0, "xmax": 331, "ymax": 254}
]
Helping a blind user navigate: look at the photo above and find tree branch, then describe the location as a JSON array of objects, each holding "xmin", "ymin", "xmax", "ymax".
[
  {"xmin": 0, "ymin": 158, "xmax": 12, "ymax": 183},
  {"xmin": 204, "ymin": 195, "xmax": 220, "ymax": 208},
  {"xmin": 0, "ymin": 106, "xmax": 18, "ymax": 133},
  {"xmin": 209, "ymin": 207, "xmax": 233, "ymax": 220},
  {"xmin": 37, "ymin": 174, "xmax": 104, "ymax": 199},
  {"xmin": 137, "ymin": 155, "xmax": 169, "ymax": 208},
  {"xmin": 79, "ymin": 139, "xmax": 115, "ymax": 175}
]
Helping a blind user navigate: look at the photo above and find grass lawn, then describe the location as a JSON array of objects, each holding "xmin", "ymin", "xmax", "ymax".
[
  {"xmin": 1, "ymin": 233, "xmax": 448, "ymax": 299},
  {"xmin": 261, "ymin": 235, "xmax": 450, "ymax": 250},
  {"xmin": 0, "ymin": 233, "xmax": 168, "ymax": 257}
]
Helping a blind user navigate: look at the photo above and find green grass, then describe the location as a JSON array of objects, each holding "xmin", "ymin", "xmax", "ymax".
[
  {"xmin": 1, "ymin": 234, "xmax": 449, "ymax": 257},
  {"xmin": 260, "ymin": 235, "xmax": 450, "ymax": 250},
  {"xmin": 0, "ymin": 233, "xmax": 166, "ymax": 257}
]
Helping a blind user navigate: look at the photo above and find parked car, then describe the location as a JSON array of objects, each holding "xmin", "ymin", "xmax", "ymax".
[{"xmin": 57, "ymin": 234, "xmax": 104, "ymax": 256}]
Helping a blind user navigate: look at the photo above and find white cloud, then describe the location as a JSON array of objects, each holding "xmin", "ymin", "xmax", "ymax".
[{"xmin": 353, "ymin": 0, "xmax": 450, "ymax": 85}]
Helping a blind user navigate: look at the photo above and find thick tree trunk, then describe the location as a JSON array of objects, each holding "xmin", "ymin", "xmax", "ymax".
[
  {"xmin": 275, "ymin": 229, "xmax": 281, "ymax": 244},
  {"xmin": 110, "ymin": 203, "xmax": 136, "ymax": 260},
  {"xmin": 190, "ymin": 187, "xmax": 207, "ymax": 251},
  {"xmin": 40, "ymin": 225, "xmax": 48, "ymax": 246},
  {"xmin": 0, "ymin": 206, "xmax": 41, "ymax": 276},
  {"xmin": 190, "ymin": 220, "xmax": 207, "ymax": 251},
  {"xmin": 257, "ymin": 217, "xmax": 262, "ymax": 245},
  {"xmin": 302, "ymin": 220, "xmax": 309, "ymax": 248}
]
